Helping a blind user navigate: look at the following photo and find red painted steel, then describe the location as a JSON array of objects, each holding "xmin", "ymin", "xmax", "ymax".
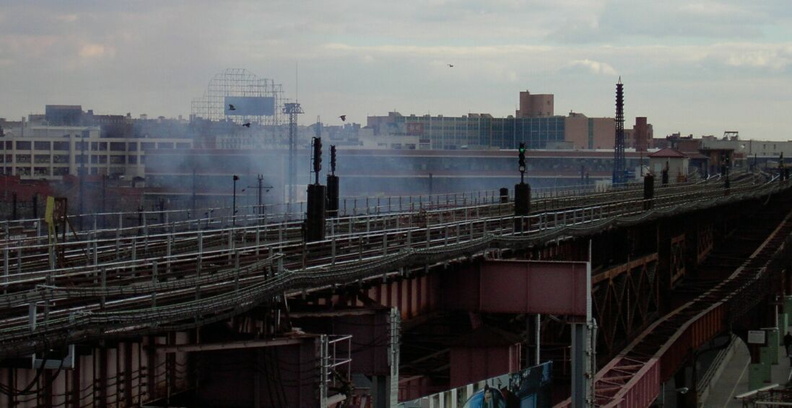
[
  {"xmin": 364, "ymin": 274, "xmax": 438, "ymax": 320},
  {"xmin": 336, "ymin": 312, "xmax": 391, "ymax": 375},
  {"xmin": 478, "ymin": 260, "xmax": 589, "ymax": 316}
]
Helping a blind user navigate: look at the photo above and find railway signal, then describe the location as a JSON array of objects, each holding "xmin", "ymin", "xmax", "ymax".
[
  {"xmin": 515, "ymin": 142, "xmax": 530, "ymax": 232},
  {"xmin": 330, "ymin": 145, "xmax": 337, "ymax": 175},
  {"xmin": 312, "ymin": 137, "xmax": 322, "ymax": 185}
]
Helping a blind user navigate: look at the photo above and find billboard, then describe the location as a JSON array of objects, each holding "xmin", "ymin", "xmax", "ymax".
[{"xmin": 224, "ymin": 96, "xmax": 275, "ymax": 116}]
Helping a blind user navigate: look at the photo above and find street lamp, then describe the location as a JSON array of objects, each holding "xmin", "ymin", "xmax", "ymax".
[{"xmin": 232, "ymin": 175, "xmax": 239, "ymax": 226}]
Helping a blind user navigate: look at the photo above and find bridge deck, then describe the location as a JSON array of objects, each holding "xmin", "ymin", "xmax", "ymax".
[{"xmin": 0, "ymin": 172, "xmax": 789, "ymax": 406}]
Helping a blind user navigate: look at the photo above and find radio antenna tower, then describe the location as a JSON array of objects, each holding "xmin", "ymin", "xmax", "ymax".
[{"xmin": 613, "ymin": 77, "xmax": 627, "ymax": 186}]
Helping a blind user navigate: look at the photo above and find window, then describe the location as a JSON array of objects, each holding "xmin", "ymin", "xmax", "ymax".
[
  {"xmin": 110, "ymin": 142, "xmax": 126, "ymax": 151},
  {"xmin": 16, "ymin": 141, "xmax": 31, "ymax": 150},
  {"xmin": 34, "ymin": 141, "xmax": 50, "ymax": 150}
]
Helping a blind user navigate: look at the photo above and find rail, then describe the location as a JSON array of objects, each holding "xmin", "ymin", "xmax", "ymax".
[{"xmin": 0, "ymin": 173, "xmax": 787, "ymax": 361}]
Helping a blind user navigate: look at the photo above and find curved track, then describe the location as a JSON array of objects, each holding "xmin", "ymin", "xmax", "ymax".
[{"xmin": 0, "ymin": 174, "xmax": 787, "ymax": 371}]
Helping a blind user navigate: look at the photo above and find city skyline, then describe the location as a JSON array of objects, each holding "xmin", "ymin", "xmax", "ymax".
[{"xmin": 2, "ymin": 1, "xmax": 791, "ymax": 140}]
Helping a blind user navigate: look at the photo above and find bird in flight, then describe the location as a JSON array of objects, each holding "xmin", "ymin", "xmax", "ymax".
[
  {"xmin": 447, "ymin": 64, "xmax": 454, "ymax": 67},
  {"xmin": 228, "ymin": 104, "xmax": 236, "ymax": 111},
  {"xmin": 339, "ymin": 115, "xmax": 346, "ymax": 122},
  {"xmin": 242, "ymin": 122, "xmax": 251, "ymax": 127}
]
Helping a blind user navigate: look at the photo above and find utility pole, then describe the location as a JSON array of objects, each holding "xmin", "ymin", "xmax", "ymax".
[
  {"xmin": 232, "ymin": 175, "xmax": 239, "ymax": 227},
  {"xmin": 251, "ymin": 174, "xmax": 272, "ymax": 218},
  {"xmin": 192, "ymin": 168, "xmax": 196, "ymax": 216}
]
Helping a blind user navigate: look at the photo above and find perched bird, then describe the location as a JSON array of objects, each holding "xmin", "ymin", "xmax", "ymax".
[
  {"xmin": 339, "ymin": 115, "xmax": 346, "ymax": 122},
  {"xmin": 242, "ymin": 122, "xmax": 251, "ymax": 127},
  {"xmin": 228, "ymin": 104, "xmax": 236, "ymax": 111}
]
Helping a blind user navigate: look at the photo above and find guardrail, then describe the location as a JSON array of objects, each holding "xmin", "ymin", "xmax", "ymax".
[{"xmin": 0, "ymin": 173, "xmax": 786, "ymax": 359}]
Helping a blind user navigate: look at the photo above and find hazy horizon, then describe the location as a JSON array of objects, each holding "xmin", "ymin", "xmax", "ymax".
[{"xmin": 2, "ymin": 1, "xmax": 791, "ymax": 140}]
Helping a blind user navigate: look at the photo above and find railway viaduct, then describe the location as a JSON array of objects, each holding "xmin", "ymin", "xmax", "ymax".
[{"xmin": 1, "ymin": 174, "xmax": 792, "ymax": 407}]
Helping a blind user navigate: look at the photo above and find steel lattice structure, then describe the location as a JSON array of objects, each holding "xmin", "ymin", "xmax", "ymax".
[
  {"xmin": 191, "ymin": 68, "xmax": 285, "ymax": 125},
  {"xmin": 0, "ymin": 172, "xmax": 788, "ymax": 359},
  {"xmin": 613, "ymin": 78, "xmax": 627, "ymax": 186}
]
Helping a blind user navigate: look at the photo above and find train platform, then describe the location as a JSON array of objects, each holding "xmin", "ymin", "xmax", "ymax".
[{"xmin": 702, "ymin": 335, "xmax": 792, "ymax": 407}]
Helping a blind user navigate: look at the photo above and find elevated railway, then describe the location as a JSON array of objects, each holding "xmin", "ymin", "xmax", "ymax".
[{"xmin": 0, "ymin": 172, "xmax": 790, "ymax": 406}]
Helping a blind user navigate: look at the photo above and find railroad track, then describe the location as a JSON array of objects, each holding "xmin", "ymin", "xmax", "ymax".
[
  {"xmin": 589, "ymin": 190, "xmax": 792, "ymax": 407},
  {"xmin": 0, "ymin": 173, "xmax": 785, "ymax": 359}
]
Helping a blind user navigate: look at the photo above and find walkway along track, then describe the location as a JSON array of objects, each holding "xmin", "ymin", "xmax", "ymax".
[
  {"xmin": 584, "ymin": 193, "xmax": 792, "ymax": 407},
  {"xmin": 0, "ymin": 175, "xmax": 789, "ymax": 365},
  {"xmin": 0, "ymin": 175, "xmax": 757, "ymax": 274}
]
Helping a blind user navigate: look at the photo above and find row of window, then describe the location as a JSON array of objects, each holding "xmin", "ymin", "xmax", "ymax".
[
  {"xmin": 4, "ymin": 140, "xmax": 192, "ymax": 151},
  {"xmin": 12, "ymin": 166, "xmax": 126, "ymax": 177},
  {"xmin": 1, "ymin": 155, "xmax": 144, "ymax": 165},
  {"xmin": 338, "ymin": 156, "xmax": 627, "ymax": 173}
]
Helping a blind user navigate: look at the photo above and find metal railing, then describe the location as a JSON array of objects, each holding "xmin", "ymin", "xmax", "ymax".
[{"xmin": 0, "ymin": 173, "xmax": 787, "ymax": 360}]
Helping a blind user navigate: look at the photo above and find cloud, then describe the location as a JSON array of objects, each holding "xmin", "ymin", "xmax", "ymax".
[
  {"xmin": 718, "ymin": 44, "xmax": 792, "ymax": 71},
  {"xmin": 561, "ymin": 59, "xmax": 617, "ymax": 76},
  {"xmin": 547, "ymin": 1, "xmax": 792, "ymax": 44},
  {"xmin": 78, "ymin": 43, "xmax": 115, "ymax": 59},
  {"xmin": 54, "ymin": 14, "xmax": 79, "ymax": 23},
  {"xmin": 1, "ymin": 1, "xmax": 792, "ymax": 140}
]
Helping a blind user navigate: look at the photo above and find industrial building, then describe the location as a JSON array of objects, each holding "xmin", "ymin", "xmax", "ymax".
[{"xmin": 365, "ymin": 90, "xmax": 653, "ymax": 151}]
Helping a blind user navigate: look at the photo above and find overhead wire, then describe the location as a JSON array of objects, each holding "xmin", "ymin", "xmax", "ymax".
[{"xmin": 0, "ymin": 175, "xmax": 788, "ymax": 360}]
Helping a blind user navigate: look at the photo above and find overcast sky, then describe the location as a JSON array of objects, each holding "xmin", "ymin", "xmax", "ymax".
[{"xmin": 2, "ymin": 1, "xmax": 792, "ymax": 141}]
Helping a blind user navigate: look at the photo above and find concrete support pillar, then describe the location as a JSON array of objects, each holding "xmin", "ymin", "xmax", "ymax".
[
  {"xmin": 372, "ymin": 376, "xmax": 388, "ymax": 408},
  {"xmin": 784, "ymin": 296, "xmax": 792, "ymax": 330},
  {"xmin": 749, "ymin": 361, "xmax": 769, "ymax": 390},
  {"xmin": 767, "ymin": 328, "xmax": 779, "ymax": 365},
  {"xmin": 571, "ymin": 323, "xmax": 591, "ymax": 407}
]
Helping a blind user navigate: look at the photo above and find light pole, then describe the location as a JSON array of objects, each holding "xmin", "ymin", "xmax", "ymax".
[
  {"xmin": 232, "ymin": 175, "xmax": 239, "ymax": 226},
  {"xmin": 246, "ymin": 175, "xmax": 272, "ymax": 220}
]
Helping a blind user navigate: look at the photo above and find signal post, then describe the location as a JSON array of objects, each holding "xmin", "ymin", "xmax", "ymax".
[{"xmin": 515, "ymin": 142, "xmax": 531, "ymax": 233}]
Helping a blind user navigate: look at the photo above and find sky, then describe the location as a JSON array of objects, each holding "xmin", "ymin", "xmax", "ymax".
[{"xmin": 2, "ymin": 1, "xmax": 792, "ymax": 141}]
